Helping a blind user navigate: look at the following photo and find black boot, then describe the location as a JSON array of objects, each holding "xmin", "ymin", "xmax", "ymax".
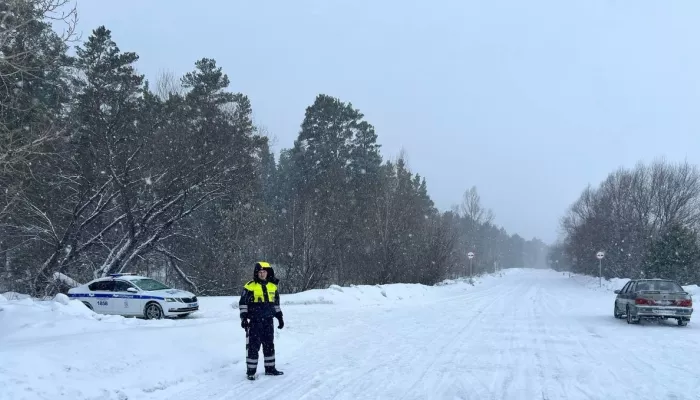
[
  {"xmin": 247, "ymin": 369, "xmax": 256, "ymax": 380},
  {"xmin": 265, "ymin": 367, "xmax": 283, "ymax": 376}
]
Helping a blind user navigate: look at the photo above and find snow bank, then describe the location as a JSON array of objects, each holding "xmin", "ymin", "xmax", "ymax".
[
  {"xmin": 1, "ymin": 291, "xmax": 31, "ymax": 301},
  {"xmin": 570, "ymin": 273, "xmax": 631, "ymax": 292},
  {"xmin": 0, "ymin": 270, "xmax": 515, "ymax": 400},
  {"xmin": 277, "ymin": 282, "xmax": 434, "ymax": 306},
  {"xmin": 0, "ymin": 299, "xmax": 234, "ymax": 400},
  {"xmin": 566, "ymin": 271, "xmax": 697, "ymax": 295},
  {"xmin": 683, "ymin": 284, "xmax": 700, "ymax": 296},
  {"xmin": 1, "ymin": 294, "xmax": 102, "ymax": 341},
  {"xmin": 227, "ymin": 270, "xmax": 510, "ymax": 311},
  {"xmin": 0, "ymin": 270, "xmax": 513, "ymax": 334},
  {"xmin": 0, "ymin": 292, "xmax": 185, "ymax": 342}
]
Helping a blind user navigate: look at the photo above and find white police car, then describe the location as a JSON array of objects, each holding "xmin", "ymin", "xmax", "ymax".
[{"xmin": 67, "ymin": 273, "xmax": 198, "ymax": 319}]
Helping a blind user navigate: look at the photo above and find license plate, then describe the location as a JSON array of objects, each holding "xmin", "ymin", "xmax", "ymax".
[
  {"xmin": 654, "ymin": 309, "xmax": 674, "ymax": 314},
  {"xmin": 189, "ymin": 302, "xmax": 198, "ymax": 308}
]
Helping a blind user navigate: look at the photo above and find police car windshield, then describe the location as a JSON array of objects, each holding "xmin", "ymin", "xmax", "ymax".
[{"xmin": 131, "ymin": 278, "xmax": 170, "ymax": 291}]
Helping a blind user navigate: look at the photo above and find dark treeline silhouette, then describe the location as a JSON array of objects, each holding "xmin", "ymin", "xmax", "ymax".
[
  {"xmin": 549, "ymin": 159, "xmax": 700, "ymax": 286},
  {"xmin": 0, "ymin": 1, "xmax": 546, "ymax": 296}
]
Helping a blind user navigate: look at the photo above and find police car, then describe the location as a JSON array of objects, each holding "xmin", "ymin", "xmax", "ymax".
[{"xmin": 67, "ymin": 273, "xmax": 198, "ymax": 319}]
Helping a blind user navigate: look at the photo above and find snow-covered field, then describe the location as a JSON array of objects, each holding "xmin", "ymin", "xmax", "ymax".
[{"xmin": 2, "ymin": 268, "xmax": 699, "ymax": 400}]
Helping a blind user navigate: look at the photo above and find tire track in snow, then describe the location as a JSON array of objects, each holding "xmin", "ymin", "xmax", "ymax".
[
  {"xmin": 537, "ymin": 277, "xmax": 659, "ymax": 399},
  {"xmin": 150, "ymin": 280, "xmax": 512, "ymax": 400},
  {"xmin": 535, "ymin": 282, "xmax": 596, "ymax": 399},
  {"xmin": 270, "ymin": 284, "xmax": 508, "ymax": 400},
  {"xmin": 399, "ymin": 280, "xmax": 529, "ymax": 400},
  {"xmin": 395, "ymin": 283, "xmax": 518, "ymax": 399},
  {"xmin": 135, "ymin": 269, "xmax": 700, "ymax": 400},
  {"xmin": 530, "ymin": 285, "xmax": 551, "ymax": 399},
  {"xmin": 537, "ymin": 275, "xmax": 700, "ymax": 400}
]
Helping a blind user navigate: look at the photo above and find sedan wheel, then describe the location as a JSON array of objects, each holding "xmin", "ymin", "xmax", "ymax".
[
  {"xmin": 613, "ymin": 302, "xmax": 623, "ymax": 319},
  {"xmin": 145, "ymin": 302, "xmax": 163, "ymax": 320},
  {"xmin": 626, "ymin": 305, "xmax": 639, "ymax": 324}
]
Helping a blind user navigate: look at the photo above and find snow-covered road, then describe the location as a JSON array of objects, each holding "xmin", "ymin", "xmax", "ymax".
[{"xmin": 2, "ymin": 268, "xmax": 699, "ymax": 400}]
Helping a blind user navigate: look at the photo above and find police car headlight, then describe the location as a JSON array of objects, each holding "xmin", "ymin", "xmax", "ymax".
[{"xmin": 165, "ymin": 298, "xmax": 177, "ymax": 302}]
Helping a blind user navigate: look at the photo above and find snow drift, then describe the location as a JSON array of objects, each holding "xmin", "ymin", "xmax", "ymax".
[
  {"xmin": 0, "ymin": 271, "xmax": 508, "ymax": 400},
  {"xmin": 565, "ymin": 271, "xmax": 698, "ymax": 295},
  {"xmin": 1, "ymin": 268, "xmax": 697, "ymax": 400}
]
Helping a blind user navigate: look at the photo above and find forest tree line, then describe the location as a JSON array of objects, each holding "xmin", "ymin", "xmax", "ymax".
[
  {"xmin": 0, "ymin": 0, "xmax": 547, "ymax": 296},
  {"xmin": 549, "ymin": 158, "xmax": 700, "ymax": 286}
]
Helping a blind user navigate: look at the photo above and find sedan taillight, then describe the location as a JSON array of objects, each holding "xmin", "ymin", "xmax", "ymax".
[{"xmin": 675, "ymin": 299, "xmax": 692, "ymax": 307}]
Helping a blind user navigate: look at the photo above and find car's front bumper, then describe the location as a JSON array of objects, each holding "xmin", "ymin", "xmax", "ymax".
[{"xmin": 164, "ymin": 304, "xmax": 199, "ymax": 315}]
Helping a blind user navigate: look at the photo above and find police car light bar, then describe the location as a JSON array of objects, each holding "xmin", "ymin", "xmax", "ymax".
[{"xmin": 109, "ymin": 273, "xmax": 136, "ymax": 277}]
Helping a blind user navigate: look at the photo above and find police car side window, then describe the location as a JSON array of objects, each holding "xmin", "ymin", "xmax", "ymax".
[
  {"xmin": 90, "ymin": 281, "xmax": 115, "ymax": 291},
  {"xmin": 113, "ymin": 281, "xmax": 135, "ymax": 292}
]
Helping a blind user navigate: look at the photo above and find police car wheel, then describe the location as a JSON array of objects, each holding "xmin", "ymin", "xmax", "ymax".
[
  {"xmin": 144, "ymin": 302, "xmax": 163, "ymax": 319},
  {"xmin": 81, "ymin": 301, "xmax": 93, "ymax": 311}
]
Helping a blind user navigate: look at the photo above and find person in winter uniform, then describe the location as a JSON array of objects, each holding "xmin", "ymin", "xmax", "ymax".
[{"xmin": 239, "ymin": 261, "xmax": 284, "ymax": 379}]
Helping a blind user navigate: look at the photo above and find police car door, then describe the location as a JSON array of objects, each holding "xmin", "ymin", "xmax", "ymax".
[
  {"xmin": 112, "ymin": 280, "xmax": 141, "ymax": 316},
  {"xmin": 91, "ymin": 280, "xmax": 116, "ymax": 314}
]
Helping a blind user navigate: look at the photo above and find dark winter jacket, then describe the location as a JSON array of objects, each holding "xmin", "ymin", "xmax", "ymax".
[{"xmin": 239, "ymin": 262, "xmax": 283, "ymax": 321}]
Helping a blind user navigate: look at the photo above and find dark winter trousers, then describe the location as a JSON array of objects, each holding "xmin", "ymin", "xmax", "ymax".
[{"xmin": 246, "ymin": 318, "xmax": 275, "ymax": 374}]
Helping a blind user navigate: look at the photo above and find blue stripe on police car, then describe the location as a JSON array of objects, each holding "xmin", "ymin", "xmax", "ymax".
[{"xmin": 68, "ymin": 293, "xmax": 164, "ymax": 300}]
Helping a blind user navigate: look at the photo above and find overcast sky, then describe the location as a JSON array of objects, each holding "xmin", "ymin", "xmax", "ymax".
[{"xmin": 69, "ymin": 0, "xmax": 700, "ymax": 244}]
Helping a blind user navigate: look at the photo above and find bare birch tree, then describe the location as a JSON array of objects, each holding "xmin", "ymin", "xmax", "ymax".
[{"xmin": 557, "ymin": 158, "xmax": 700, "ymax": 281}]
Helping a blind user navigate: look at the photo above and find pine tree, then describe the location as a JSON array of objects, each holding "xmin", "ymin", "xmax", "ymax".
[
  {"xmin": 281, "ymin": 94, "xmax": 384, "ymax": 289},
  {"xmin": 148, "ymin": 58, "xmax": 268, "ymax": 294},
  {"xmin": 0, "ymin": 0, "xmax": 74, "ymax": 293},
  {"xmin": 643, "ymin": 223, "xmax": 700, "ymax": 284}
]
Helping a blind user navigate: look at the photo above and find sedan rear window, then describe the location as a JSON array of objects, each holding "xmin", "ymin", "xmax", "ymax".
[{"xmin": 635, "ymin": 280, "xmax": 684, "ymax": 292}]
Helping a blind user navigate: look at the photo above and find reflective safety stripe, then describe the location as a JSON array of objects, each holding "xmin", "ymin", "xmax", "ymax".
[
  {"xmin": 246, "ymin": 358, "xmax": 257, "ymax": 363},
  {"xmin": 240, "ymin": 305, "xmax": 248, "ymax": 310},
  {"xmin": 264, "ymin": 361, "xmax": 275, "ymax": 367},
  {"xmin": 264, "ymin": 356, "xmax": 275, "ymax": 361}
]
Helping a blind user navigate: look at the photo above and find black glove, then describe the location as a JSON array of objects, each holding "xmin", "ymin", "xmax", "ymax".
[
  {"xmin": 277, "ymin": 317, "xmax": 284, "ymax": 329},
  {"xmin": 241, "ymin": 318, "xmax": 249, "ymax": 329}
]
